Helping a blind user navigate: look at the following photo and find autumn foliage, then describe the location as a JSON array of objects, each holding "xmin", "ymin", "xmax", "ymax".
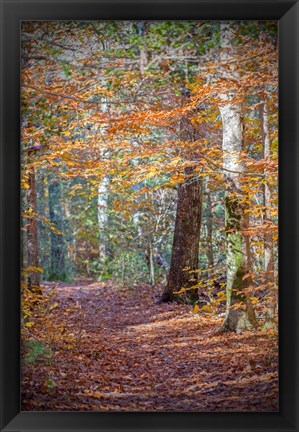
[{"xmin": 21, "ymin": 21, "xmax": 278, "ymax": 411}]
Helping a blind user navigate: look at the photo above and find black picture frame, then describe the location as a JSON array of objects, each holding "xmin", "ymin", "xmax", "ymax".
[{"xmin": 1, "ymin": 1, "xmax": 298, "ymax": 431}]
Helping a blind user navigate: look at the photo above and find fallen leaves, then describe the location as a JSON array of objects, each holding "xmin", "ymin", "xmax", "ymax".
[{"xmin": 21, "ymin": 281, "xmax": 278, "ymax": 412}]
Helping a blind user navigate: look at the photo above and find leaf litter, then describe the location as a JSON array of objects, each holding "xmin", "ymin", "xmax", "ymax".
[{"xmin": 21, "ymin": 281, "xmax": 278, "ymax": 411}]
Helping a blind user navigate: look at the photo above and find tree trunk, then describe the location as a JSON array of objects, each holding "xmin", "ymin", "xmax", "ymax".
[
  {"xmin": 138, "ymin": 22, "xmax": 148, "ymax": 77},
  {"xmin": 48, "ymin": 177, "xmax": 65, "ymax": 280},
  {"xmin": 37, "ymin": 173, "xmax": 49, "ymax": 274},
  {"xmin": 154, "ymin": 251, "xmax": 169, "ymax": 271},
  {"xmin": 26, "ymin": 167, "xmax": 41, "ymax": 292},
  {"xmin": 148, "ymin": 238, "xmax": 155, "ymax": 286},
  {"xmin": 98, "ymin": 176, "xmax": 110, "ymax": 263},
  {"xmin": 216, "ymin": 23, "xmax": 257, "ymax": 333},
  {"xmin": 159, "ymin": 167, "xmax": 202, "ymax": 303},
  {"xmin": 21, "ymin": 190, "xmax": 27, "ymax": 270},
  {"xmin": 158, "ymin": 89, "xmax": 204, "ymax": 304},
  {"xmin": 205, "ymin": 181, "xmax": 214, "ymax": 270},
  {"xmin": 260, "ymin": 102, "xmax": 274, "ymax": 278},
  {"xmin": 260, "ymin": 101, "xmax": 276, "ymax": 323}
]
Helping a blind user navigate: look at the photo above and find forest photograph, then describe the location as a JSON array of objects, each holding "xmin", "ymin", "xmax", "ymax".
[{"xmin": 21, "ymin": 20, "xmax": 278, "ymax": 412}]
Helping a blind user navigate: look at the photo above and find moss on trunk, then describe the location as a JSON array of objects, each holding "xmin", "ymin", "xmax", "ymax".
[{"xmin": 216, "ymin": 190, "xmax": 257, "ymax": 333}]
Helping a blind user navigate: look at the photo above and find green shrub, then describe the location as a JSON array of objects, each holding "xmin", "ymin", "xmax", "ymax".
[{"xmin": 22, "ymin": 339, "xmax": 52, "ymax": 366}]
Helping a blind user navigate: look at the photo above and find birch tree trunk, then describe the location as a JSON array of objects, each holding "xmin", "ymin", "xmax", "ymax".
[
  {"xmin": 97, "ymin": 176, "xmax": 110, "ymax": 263},
  {"xmin": 205, "ymin": 180, "xmax": 214, "ymax": 270},
  {"xmin": 260, "ymin": 102, "xmax": 274, "ymax": 278},
  {"xmin": 260, "ymin": 101, "xmax": 276, "ymax": 323},
  {"xmin": 96, "ymin": 95, "xmax": 111, "ymax": 264},
  {"xmin": 216, "ymin": 23, "xmax": 257, "ymax": 333}
]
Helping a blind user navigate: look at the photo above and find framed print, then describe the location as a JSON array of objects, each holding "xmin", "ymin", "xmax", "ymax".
[{"xmin": 0, "ymin": 0, "xmax": 298, "ymax": 431}]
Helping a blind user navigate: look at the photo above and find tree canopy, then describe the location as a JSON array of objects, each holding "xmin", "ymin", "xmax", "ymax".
[{"xmin": 21, "ymin": 20, "xmax": 278, "ymax": 412}]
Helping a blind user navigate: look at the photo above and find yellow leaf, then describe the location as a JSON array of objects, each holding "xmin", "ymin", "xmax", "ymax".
[
  {"xmin": 202, "ymin": 305, "xmax": 212, "ymax": 313},
  {"xmin": 25, "ymin": 321, "xmax": 35, "ymax": 327},
  {"xmin": 50, "ymin": 302, "xmax": 59, "ymax": 310},
  {"xmin": 192, "ymin": 304, "xmax": 200, "ymax": 314}
]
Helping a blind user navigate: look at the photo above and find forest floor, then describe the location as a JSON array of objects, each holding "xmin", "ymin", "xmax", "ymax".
[{"xmin": 21, "ymin": 281, "xmax": 278, "ymax": 412}]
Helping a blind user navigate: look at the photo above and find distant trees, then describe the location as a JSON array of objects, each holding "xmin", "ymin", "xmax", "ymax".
[
  {"xmin": 48, "ymin": 178, "xmax": 66, "ymax": 280},
  {"xmin": 26, "ymin": 167, "xmax": 41, "ymax": 292}
]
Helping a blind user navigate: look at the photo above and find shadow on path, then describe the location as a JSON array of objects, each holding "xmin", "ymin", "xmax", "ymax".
[{"xmin": 21, "ymin": 281, "xmax": 278, "ymax": 412}]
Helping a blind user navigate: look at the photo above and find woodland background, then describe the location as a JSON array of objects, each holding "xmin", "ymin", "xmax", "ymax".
[{"xmin": 21, "ymin": 21, "xmax": 278, "ymax": 411}]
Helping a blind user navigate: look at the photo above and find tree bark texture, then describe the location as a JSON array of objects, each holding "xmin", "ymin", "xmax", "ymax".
[
  {"xmin": 98, "ymin": 176, "xmax": 110, "ymax": 263},
  {"xmin": 162, "ymin": 167, "xmax": 202, "ymax": 302},
  {"xmin": 160, "ymin": 92, "xmax": 204, "ymax": 303},
  {"xmin": 260, "ymin": 101, "xmax": 276, "ymax": 323},
  {"xmin": 205, "ymin": 182, "xmax": 214, "ymax": 270},
  {"xmin": 217, "ymin": 23, "xmax": 257, "ymax": 332},
  {"xmin": 260, "ymin": 102, "xmax": 274, "ymax": 278}
]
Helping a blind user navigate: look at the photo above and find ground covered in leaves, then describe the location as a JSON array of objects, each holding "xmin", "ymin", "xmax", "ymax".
[{"xmin": 21, "ymin": 281, "xmax": 278, "ymax": 411}]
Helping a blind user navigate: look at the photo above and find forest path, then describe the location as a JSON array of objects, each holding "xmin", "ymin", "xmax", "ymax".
[{"xmin": 22, "ymin": 281, "xmax": 278, "ymax": 411}]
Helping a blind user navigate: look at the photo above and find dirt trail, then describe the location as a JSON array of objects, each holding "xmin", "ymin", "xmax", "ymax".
[{"xmin": 21, "ymin": 281, "xmax": 278, "ymax": 411}]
